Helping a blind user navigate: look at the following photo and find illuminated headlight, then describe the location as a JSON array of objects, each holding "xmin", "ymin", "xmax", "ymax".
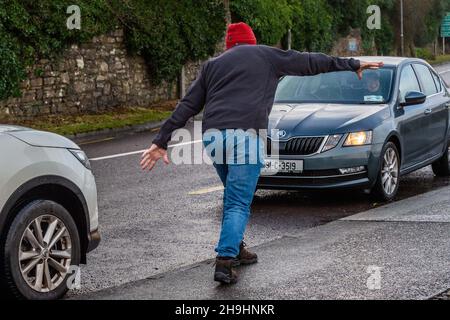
[
  {"xmin": 339, "ymin": 166, "xmax": 365, "ymax": 174},
  {"xmin": 69, "ymin": 149, "xmax": 91, "ymax": 170},
  {"xmin": 343, "ymin": 131, "xmax": 373, "ymax": 146},
  {"xmin": 322, "ymin": 134, "xmax": 343, "ymax": 152}
]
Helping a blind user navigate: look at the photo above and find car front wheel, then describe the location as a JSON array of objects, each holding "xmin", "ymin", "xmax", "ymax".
[
  {"xmin": 371, "ymin": 142, "xmax": 400, "ymax": 202},
  {"xmin": 3, "ymin": 200, "xmax": 80, "ymax": 300},
  {"xmin": 431, "ymin": 142, "xmax": 450, "ymax": 176}
]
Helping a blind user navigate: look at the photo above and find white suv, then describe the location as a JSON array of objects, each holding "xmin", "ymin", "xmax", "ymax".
[{"xmin": 0, "ymin": 125, "xmax": 100, "ymax": 300}]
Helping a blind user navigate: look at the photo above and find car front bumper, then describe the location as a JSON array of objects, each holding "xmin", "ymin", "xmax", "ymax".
[{"xmin": 257, "ymin": 143, "xmax": 383, "ymax": 190}]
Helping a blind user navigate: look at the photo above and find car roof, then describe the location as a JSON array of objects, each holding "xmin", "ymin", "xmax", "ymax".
[
  {"xmin": 0, "ymin": 125, "xmax": 29, "ymax": 133},
  {"xmin": 347, "ymin": 56, "xmax": 426, "ymax": 67}
]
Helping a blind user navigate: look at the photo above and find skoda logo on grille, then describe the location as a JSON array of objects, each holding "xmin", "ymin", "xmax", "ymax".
[{"xmin": 277, "ymin": 130, "xmax": 287, "ymax": 139}]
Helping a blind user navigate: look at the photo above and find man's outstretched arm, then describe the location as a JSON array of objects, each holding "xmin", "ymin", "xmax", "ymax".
[
  {"xmin": 260, "ymin": 46, "xmax": 383, "ymax": 79},
  {"xmin": 141, "ymin": 64, "xmax": 207, "ymax": 171}
]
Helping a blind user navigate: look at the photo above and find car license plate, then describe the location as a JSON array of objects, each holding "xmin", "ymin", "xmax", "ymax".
[{"xmin": 262, "ymin": 159, "xmax": 303, "ymax": 174}]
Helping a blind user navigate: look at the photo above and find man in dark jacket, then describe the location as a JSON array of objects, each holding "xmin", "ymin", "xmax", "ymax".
[{"xmin": 141, "ymin": 22, "xmax": 383, "ymax": 284}]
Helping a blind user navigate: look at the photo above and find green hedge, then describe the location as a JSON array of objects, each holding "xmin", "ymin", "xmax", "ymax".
[
  {"xmin": 416, "ymin": 47, "xmax": 435, "ymax": 60},
  {"xmin": 290, "ymin": 0, "xmax": 334, "ymax": 52},
  {"xmin": 0, "ymin": 32, "xmax": 24, "ymax": 100},
  {"xmin": 114, "ymin": 0, "xmax": 225, "ymax": 83},
  {"xmin": 230, "ymin": 0, "xmax": 292, "ymax": 45}
]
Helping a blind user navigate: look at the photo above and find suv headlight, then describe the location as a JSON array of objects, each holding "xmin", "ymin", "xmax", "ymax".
[
  {"xmin": 343, "ymin": 131, "xmax": 373, "ymax": 147},
  {"xmin": 69, "ymin": 149, "xmax": 91, "ymax": 170}
]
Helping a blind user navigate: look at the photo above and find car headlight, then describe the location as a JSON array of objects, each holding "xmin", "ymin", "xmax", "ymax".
[
  {"xmin": 343, "ymin": 131, "xmax": 373, "ymax": 146},
  {"xmin": 322, "ymin": 134, "xmax": 343, "ymax": 152},
  {"xmin": 69, "ymin": 149, "xmax": 91, "ymax": 170}
]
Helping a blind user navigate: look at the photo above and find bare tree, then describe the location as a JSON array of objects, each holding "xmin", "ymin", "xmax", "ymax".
[
  {"xmin": 223, "ymin": 0, "xmax": 231, "ymax": 25},
  {"xmin": 393, "ymin": 0, "xmax": 435, "ymax": 56}
]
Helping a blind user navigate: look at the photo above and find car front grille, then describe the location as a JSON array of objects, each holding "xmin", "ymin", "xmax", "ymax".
[
  {"xmin": 283, "ymin": 137, "xmax": 324, "ymax": 155},
  {"xmin": 268, "ymin": 136, "xmax": 325, "ymax": 156}
]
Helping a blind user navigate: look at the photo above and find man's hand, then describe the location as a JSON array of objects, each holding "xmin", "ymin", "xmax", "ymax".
[
  {"xmin": 140, "ymin": 144, "xmax": 170, "ymax": 171},
  {"xmin": 356, "ymin": 61, "xmax": 384, "ymax": 80}
]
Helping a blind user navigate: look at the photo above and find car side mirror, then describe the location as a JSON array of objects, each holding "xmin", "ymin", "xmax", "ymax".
[{"xmin": 400, "ymin": 91, "xmax": 426, "ymax": 107}]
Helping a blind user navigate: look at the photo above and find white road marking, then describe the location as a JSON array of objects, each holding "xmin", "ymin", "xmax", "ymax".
[
  {"xmin": 439, "ymin": 69, "xmax": 450, "ymax": 74},
  {"xmin": 188, "ymin": 185, "xmax": 224, "ymax": 195},
  {"xmin": 89, "ymin": 139, "xmax": 202, "ymax": 161},
  {"xmin": 90, "ymin": 149, "xmax": 147, "ymax": 161},
  {"xmin": 170, "ymin": 139, "xmax": 203, "ymax": 148}
]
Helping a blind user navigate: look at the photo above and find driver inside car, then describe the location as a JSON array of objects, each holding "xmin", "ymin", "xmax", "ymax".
[{"xmin": 365, "ymin": 71, "xmax": 383, "ymax": 96}]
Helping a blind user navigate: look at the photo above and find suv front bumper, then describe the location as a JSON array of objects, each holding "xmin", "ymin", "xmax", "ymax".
[{"xmin": 87, "ymin": 229, "xmax": 101, "ymax": 253}]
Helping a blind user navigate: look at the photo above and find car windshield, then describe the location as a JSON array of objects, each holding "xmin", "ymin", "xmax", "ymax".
[{"xmin": 274, "ymin": 67, "xmax": 394, "ymax": 104}]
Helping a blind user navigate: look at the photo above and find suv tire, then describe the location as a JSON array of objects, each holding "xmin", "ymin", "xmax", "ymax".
[{"xmin": 3, "ymin": 200, "xmax": 80, "ymax": 300}]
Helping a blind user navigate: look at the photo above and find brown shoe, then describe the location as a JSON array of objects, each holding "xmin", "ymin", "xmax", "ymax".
[
  {"xmin": 214, "ymin": 257, "xmax": 239, "ymax": 284},
  {"xmin": 237, "ymin": 241, "xmax": 258, "ymax": 265}
]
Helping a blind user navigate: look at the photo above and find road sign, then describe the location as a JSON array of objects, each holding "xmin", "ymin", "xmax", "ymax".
[
  {"xmin": 348, "ymin": 38, "xmax": 358, "ymax": 52},
  {"xmin": 441, "ymin": 13, "xmax": 450, "ymax": 37}
]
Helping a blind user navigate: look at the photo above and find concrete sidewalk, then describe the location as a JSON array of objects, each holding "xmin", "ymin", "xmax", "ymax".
[{"xmin": 78, "ymin": 186, "xmax": 450, "ymax": 300}]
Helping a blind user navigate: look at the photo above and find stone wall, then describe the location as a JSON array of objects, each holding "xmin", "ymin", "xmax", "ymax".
[
  {"xmin": 0, "ymin": 29, "xmax": 182, "ymax": 118},
  {"xmin": 180, "ymin": 40, "xmax": 225, "ymax": 96}
]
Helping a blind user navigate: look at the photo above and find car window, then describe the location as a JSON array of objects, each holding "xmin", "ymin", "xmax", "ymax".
[
  {"xmin": 413, "ymin": 63, "xmax": 438, "ymax": 96},
  {"xmin": 399, "ymin": 65, "xmax": 421, "ymax": 102},
  {"xmin": 274, "ymin": 68, "xmax": 394, "ymax": 104},
  {"xmin": 431, "ymin": 71, "xmax": 442, "ymax": 92}
]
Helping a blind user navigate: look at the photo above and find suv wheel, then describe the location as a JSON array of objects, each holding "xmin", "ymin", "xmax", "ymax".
[
  {"xmin": 431, "ymin": 142, "xmax": 450, "ymax": 176},
  {"xmin": 371, "ymin": 142, "xmax": 400, "ymax": 202},
  {"xmin": 3, "ymin": 200, "xmax": 80, "ymax": 300}
]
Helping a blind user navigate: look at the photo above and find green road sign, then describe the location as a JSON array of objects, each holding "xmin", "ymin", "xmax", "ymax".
[{"xmin": 441, "ymin": 13, "xmax": 450, "ymax": 37}]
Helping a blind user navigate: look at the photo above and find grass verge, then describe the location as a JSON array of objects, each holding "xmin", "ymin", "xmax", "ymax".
[
  {"xmin": 427, "ymin": 54, "xmax": 450, "ymax": 65},
  {"xmin": 0, "ymin": 102, "xmax": 176, "ymax": 136}
]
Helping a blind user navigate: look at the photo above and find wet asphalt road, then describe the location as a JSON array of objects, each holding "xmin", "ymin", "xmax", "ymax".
[{"xmin": 69, "ymin": 64, "xmax": 450, "ymax": 297}]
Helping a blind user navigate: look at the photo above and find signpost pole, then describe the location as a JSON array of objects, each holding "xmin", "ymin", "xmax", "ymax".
[
  {"xmin": 287, "ymin": 29, "xmax": 292, "ymax": 50},
  {"xmin": 400, "ymin": 0, "xmax": 404, "ymax": 56},
  {"xmin": 441, "ymin": 13, "xmax": 450, "ymax": 56}
]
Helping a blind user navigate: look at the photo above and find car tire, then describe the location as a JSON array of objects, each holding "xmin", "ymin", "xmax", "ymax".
[
  {"xmin": 2, "ymin": 200, "xmax": 80, "ymax": 300},
  {"xmin": 371, "ymin": 142, "xmax": 400, "ymax": 202},
  {"xmin": 431, "ymin": 142, "xmax": 450, "ymax": 176}
]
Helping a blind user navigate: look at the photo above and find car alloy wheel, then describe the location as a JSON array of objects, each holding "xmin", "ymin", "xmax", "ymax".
[
  {"xmin": 18, "ymin": 215, "xmax": 72, "ymax": 293},
  {"xmin": 381, "ymin": 147, "xmax": 399, "ymax": 196},
  {"xmin": 371, "ymin": 142, "xmax": 400, "ymax": 201},
  {"xmin": 3, "ymin": 200, "xmax": 80, "ymax": 299}
]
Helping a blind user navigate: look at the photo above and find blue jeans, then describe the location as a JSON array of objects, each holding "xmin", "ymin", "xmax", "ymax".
[{"xmin": 203, "ymin": 129, "xmax": 264, "ymax": 258}]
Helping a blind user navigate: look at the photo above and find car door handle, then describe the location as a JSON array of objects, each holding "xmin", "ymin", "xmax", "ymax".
[
  {"xmin": 424, "ymin": 108, "xmax": 432, "ymax": 115},
  {"xmin": 445, "ymin": 103, "xmax": 450, "ymax": 109}
]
